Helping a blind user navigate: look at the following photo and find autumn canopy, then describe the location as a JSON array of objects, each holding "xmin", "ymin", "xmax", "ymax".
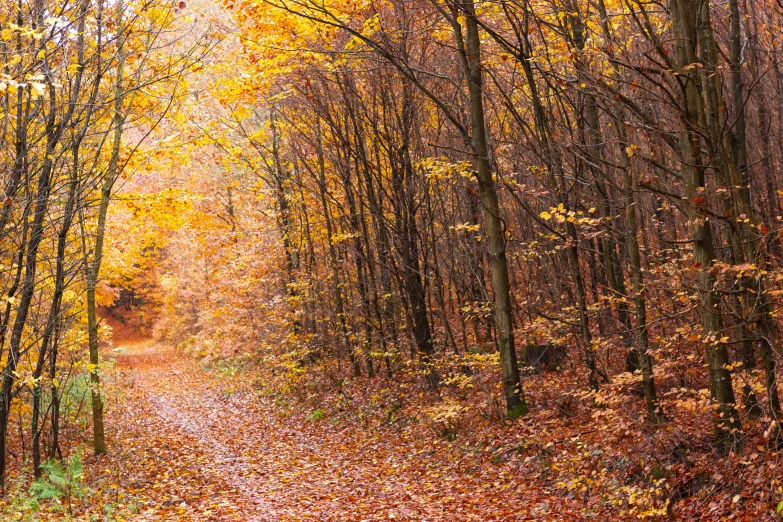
[{"xmin": 1, "ymin": 0, "xmax": 783, "ymax": 519}]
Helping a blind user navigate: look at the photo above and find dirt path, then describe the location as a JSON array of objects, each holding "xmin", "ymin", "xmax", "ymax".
[
  {"xmin": 105, "ymin": 341, "xmax": 553, "ymax": 521},
  {"xmin": 107, "ymin": 341, "xmax": 272, "ymax": 520}
]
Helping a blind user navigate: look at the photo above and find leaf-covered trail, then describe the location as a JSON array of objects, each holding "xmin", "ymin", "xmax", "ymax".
[{"xmin": 107, "ymin": 341, "xmax": 555, "ymax": 521}]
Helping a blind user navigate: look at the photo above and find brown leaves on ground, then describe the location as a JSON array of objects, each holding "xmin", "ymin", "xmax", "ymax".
[
  {"xmin": 96, "ymin": 341, "xmax": 576, "ymax": 521},
  {"xmin": 51, "ymin": 339, "xmax": 774, "ymax": 521}
]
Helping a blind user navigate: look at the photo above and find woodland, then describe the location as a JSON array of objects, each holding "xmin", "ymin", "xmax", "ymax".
[{"xmin": 3, "ymin": 0, "xmax": 783, "ymax": 520}]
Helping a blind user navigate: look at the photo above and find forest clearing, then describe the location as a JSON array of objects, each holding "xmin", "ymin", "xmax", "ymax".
[{"xmin": 4, "ymin": 0, "xmax": 783, "ymax": 520}]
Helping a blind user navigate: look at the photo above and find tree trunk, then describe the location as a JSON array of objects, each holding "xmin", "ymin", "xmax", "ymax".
[
  {"xmin": 460, "ymin": 0, "xmax": 525, "ymax": 415},
  {"xmin": 670, "ymin": 0, "xmax": 741, "ymax": 450}
]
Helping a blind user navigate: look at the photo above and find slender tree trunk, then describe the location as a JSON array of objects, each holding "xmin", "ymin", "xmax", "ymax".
[
  {"xmin": 84, "ymin": 0, "xmax": 128, "ymax": 456},
  {"xmin": 616, "ymin": 119, "xmax": 663, "ymax": 421},
  {"xmin": 670, "ymin": 0, "xmax": 741, "ymax": 450},
  {"xmin": 314, "ymin": 120, "xmax": 361, "ymax": 377},
  {"xmin": 460, "ymin": 0, "xmax": 525, "ymax": 415},
  {"xmin": 726, "ymin": 0, "xmax": 781, "ymax": 432},
  {"xmin": 270, "ymin": 109, "xmax": 302, "ymax": 338},
  {"xmin": 568, "ymin": 1, "xmax": 637, "ymax": 372}
]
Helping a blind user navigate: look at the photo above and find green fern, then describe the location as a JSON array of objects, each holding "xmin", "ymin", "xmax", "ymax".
[{"xmin": 29, "ymin": 447, "xmax": 86, "ymax": 514}]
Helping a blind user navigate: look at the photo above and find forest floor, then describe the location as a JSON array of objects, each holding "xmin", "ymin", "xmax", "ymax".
[
  {"xmin": 58, "ymin": 336, "xmax": 778, "ymax": 522},
  {"xmin": 96, "ymin": 340, "xmax": 559, "ymax": 521}
]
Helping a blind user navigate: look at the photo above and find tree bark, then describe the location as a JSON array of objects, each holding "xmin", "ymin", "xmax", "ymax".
[{"xmin": 459, "ymin": 0, "xmax": 525, "ymax": 415}]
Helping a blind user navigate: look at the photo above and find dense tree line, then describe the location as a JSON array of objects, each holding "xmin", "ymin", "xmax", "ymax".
[{"xmin": 202, "ymin": 0, "xmax": 783, "ymax": 453}]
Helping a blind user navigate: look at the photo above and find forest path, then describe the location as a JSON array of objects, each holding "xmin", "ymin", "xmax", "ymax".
[
  {"xmin": 107, "ymin": 340, "xmax": 272, "ymax": 520},
  {"xmin": 106, "ymin": 340, "xmax": 538, "ymax": 521}
]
